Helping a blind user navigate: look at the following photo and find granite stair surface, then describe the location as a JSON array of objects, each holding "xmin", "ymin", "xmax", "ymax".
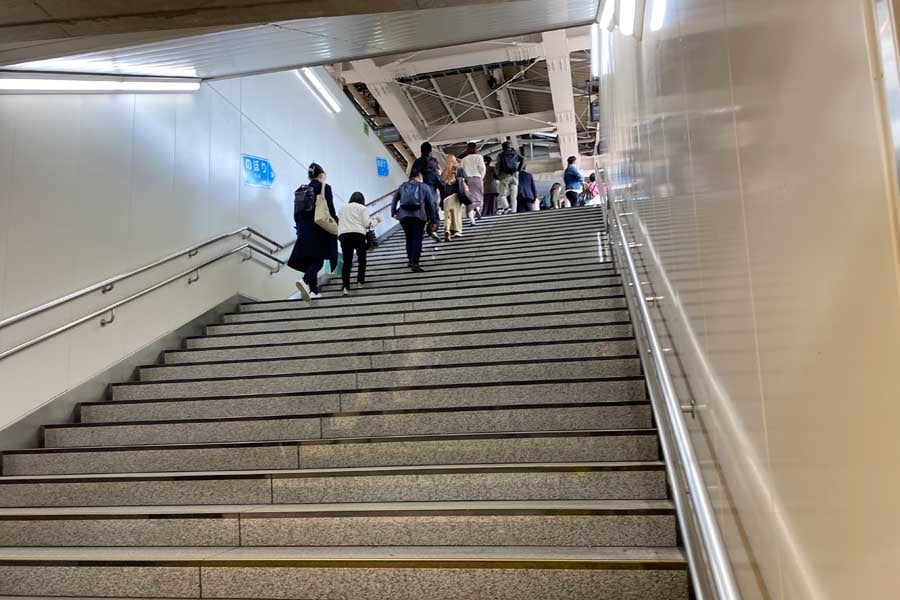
[{"xmin": 0, "ymin": 207, "xmax": 690, "ymax": 599}]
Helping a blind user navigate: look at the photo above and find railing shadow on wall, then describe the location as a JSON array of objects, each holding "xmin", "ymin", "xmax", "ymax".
[{"xmin": 604, "ymin": 190, "xmax": 742, "ymax": 600}]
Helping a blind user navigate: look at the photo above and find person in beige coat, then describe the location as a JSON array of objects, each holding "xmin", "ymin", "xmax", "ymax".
[{"xmin": 441, "ymin": 155, "xmax": 465, "ymax": 241}]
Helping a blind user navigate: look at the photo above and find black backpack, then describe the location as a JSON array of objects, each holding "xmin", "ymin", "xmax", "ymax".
[
  {"xmin": 294, "ymin": 185, "xmax": 316, "ymax": 217},
  {"xmin": 398, "ymin": 181, "xmax": 422, "ymax": 209},
  {"xmin": 498, "ymin": 149, "xmax": 519, "ymax": 174}
]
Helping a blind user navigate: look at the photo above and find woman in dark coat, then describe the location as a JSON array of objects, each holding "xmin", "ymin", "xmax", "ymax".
[{"xmin": 288, "ymin": 162, "xmax": 338, "ymax": 301}]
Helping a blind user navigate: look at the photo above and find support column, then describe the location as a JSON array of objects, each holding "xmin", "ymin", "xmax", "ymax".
[{"xmin": 541, "ymin": 29, "xmax": 580, "ymax": 166}]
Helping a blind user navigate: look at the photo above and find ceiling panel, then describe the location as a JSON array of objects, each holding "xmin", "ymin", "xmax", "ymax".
[{"xmin": 2, "ymin": 0, "xmax": 599, "ymax": 79}]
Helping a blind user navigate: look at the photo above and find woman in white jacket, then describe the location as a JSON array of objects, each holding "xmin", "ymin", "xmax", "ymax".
[{"xmin": 337, "ymin": 192, "xmax": 372, "ymax": 295}]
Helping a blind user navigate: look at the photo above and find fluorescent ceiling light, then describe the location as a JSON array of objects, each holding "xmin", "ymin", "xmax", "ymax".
[
  {"xmin": 650, "ymin": 0, "xmax": 667, "ymax": 31},
  {"xmin": 591, "ymin": 23, "xmax": 600, "ymax": 77},
  {"xmin": 533, "ymin": 132, "xmax": 558, "ymax": 139},
  {"xmin": 620, "ymin": 0, "xmax": 637, "ymax": 36},
  {"xmin": 599, "ymin": 0, "xmax": 616, "ymax": 29},
  {"xmin": 300, "ymin": 67, "xmax": 341, "ymax": 114},
  {"xmin": 0, "ymin": 76, "xmax": 200, "ymax": 93}
]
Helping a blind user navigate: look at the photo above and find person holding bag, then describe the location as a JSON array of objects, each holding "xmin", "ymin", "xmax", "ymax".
[
  {"xmin": 441, "ymin": 155, "xmax": 466, "ymax": 241},
  {"xmin": 337, "ymin": 191, "xmax": 375, "ymax": 296},
  {"xmin": 288, "ymin": 162, "xmax": 339, "ymax": 301}
]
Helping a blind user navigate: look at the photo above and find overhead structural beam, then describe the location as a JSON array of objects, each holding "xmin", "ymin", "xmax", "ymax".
[
  {"xmin": 429, "ymin": 77, "xmax": 459, "ymax": 123},
  {"xmin": 345, "ymin": 43, "xmax": 545, "ymax": 84},
  {"xmin": 466, "ymin": 73, "xmax": 492, "ymax": 119},
  {"xmin": 343, "ymin": 31, "xmax": 590, "ymax": 84},
  {"xmin": 350, "ymin": 59, "xmax": 427, "ymax": 157},
  {"xmin": 542, "ymin": 29, "xmax": 580, "ymax": 165},
  {"xmin": 402, "ymin": 88, "xmax": 430, "ymax": 128},
  {"xmin": 0, "ymin": 0, "xmax": 516, "ymax": 44},
  {"xmin": 426, "ymin": 111, "xmax": 556, "ymax": 145}
]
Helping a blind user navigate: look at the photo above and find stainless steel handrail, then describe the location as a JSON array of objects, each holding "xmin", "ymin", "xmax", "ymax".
[
  {"xmin": 0, "ymin": 244, "xmax": 283, "ymax": 362},
  {"xmin": 364, "ymin": 188, "xmax": 398, "ymax": 208},
  {"xmin": 607, "ymin": 199, "xmax": 741, "ymax": 600},
  {"xmin": 0, "ymin": 227, "xmax": 283, "ymax": 332}
]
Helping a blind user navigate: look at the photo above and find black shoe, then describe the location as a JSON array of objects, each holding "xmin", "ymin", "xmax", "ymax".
[{"xmin": 411, "ymin": 265, "xmax": 425, "ymax": 273}]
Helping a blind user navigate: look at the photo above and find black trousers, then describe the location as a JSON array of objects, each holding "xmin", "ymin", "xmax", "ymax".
[
  {"xmin": 339, "ymin": 232, "xmax": 367, "ymax": 288},
  {"xmin": 400, "ymin": 217, "xmax": 425, "ymax": 266},
  {"xmin": 565, "ymin": 190, "xmax": 579, "ymax": 207}
]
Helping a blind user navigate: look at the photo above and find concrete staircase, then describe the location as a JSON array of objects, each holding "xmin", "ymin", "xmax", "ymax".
[{"xmin": 0, "ymin": 208, "xmax": 690, "ymax": 599}]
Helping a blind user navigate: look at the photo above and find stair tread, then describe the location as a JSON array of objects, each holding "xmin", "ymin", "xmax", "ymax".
[
  {"xmin": 0, "ymin": 461, "xmax": 666, "ymax": 482},
  {"xmin": 0, "ymin": 499, "xmax": 675, "ymax": 517},
  {"xmin": 10, "ymin": 427, "xmax": 657, "ymax": 453},
  {"xmin": 0, "ymin": 544, "xmax": 686, "ymax": 564}
]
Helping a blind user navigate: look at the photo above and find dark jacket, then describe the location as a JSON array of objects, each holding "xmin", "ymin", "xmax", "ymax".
[
  {"xmin": 496, "ymin": 148, "xmax": 524, "ymax": 175},
  {"xmin": 517, "ymin": 170, "xmax": 537, "ymax": 202},
  {"xmin": 287, "ymin": 180, "xmax": 339, "ymax": 272},
  {"xmin": 483, "ymin": 165, "xmax": 499, "ymax": 194},
  {"xmin": 392, "ymin": 180, "xmax": 438, "ymax": 223},
  {"xmin": 411, "ymin": 155, "xmax": 447, "ymax": 198}
]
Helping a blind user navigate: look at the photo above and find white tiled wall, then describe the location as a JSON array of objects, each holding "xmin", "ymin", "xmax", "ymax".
[{"xmin": 0, "ymin": 67, "xmax": 405, "ymax": 431}]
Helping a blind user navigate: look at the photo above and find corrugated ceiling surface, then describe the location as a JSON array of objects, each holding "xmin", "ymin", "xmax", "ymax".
[{"xmin": 4, "ymin": 0, "xmax": 599, "ymax": 79}]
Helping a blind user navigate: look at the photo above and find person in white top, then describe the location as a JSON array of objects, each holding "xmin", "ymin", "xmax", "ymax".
[
  {"xmin": 459, "ymin": 142, "xmax": 486, "ymax": 225},
  {"xmin": 337, "ymin": 192, "xmax": 373, "ymax": 295}
]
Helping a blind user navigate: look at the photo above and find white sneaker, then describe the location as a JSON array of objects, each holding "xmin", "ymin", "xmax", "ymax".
[
  {"xmin": 452, "ymin": 232, "xmax": 463, "ymax": 238},
  {"xmin": 470, "ymin": 216, "xmax": 477, "ymax": 226},
  {"xmin": 309, "ymin": 291, "xmax": 322, "ymax": 300},
  {"xmin": 342, "ymin": 287, "xmax": 349, "ymax": 296},
  {"xmin": 295, "ymin": 280, "xmax": 311, "ymax": 302}
]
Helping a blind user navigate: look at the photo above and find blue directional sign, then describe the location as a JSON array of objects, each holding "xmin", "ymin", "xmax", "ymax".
[
  {"xmin": 376, "ymin": 157, "xmax": 390, "ymax": 177},
  {"xmin": 242, "ymin": 154, "xmax": 276, "ymax": 188}
]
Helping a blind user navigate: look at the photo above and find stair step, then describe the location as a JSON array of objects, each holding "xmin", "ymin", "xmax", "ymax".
[
  {"xmin": 237, "ymin": 276, "xmax": 619, "ymax": 312},
  {"xmin": 143, "ymin": 339, "xmax": 636, "ymax": 382},
  {"xmin": 226, "ymin": 284, "xmax": 616, "ymax": 324},
  {"xmin": 206, "ymin": 297, "xmax": 624, "ymax": 336},
  {"xmin": 46, "ymin": 402, "xmax": 650, "ymax": 448},
  {"xmin": 354, "ymin": 241, "xmax": 609, "ymax": 270},
  {"xmin": 0, "ymin": 545, "xmax": 687, "ymax": 600},
  {"xmin": 110, "ymin": 357, "xmax": 642, "ymax": 401},
  {"xmin": 310, "ymin": 256, "xmax": 606, "ymax": 289},
  {"xmin": 364, "ymin": 233, "xmax": 607, "ymax": 264},
  {"xmin": 7, "ymin": 429, "xmax": 658, "ymax": 475},
  {"xmin": 165, "ymin": 323, "xmax": 632, "ymax": 365},
  {"xmin": 276, "ymin": 269, "xmax": 621, "ymax": 300},
  {"xmin": 81, "ymin": 380, "xmax": 647, "ymax": 423},
  {"xmin": 318, "ymin": 261, "xmax": 614, "ymax": 290},
  {"xmin": 0, "ymin": 500, "xmax": 675, "ymax": 548},
  {"xmin": 0, "ymin": 462, "xmax": 668, "ymax": 508},
  {"xmin": 373, "ymin": 212, "xmax": 605, "ymax": 245},
  {"xmin": 186, "ymin": 310, "xmax": 630, "ymax": 349}
]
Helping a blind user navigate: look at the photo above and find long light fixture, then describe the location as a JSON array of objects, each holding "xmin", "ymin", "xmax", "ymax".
[
  {"xmin": 591, "ymin": 23, "xmax": 601, "ymax": 77},
  {"xmin": 650, "ymin": 0, "xmax": 668, "ymax": 31},
  {"xmin": 599, "ymin": 0, "xmax": 616, "ymax": 29},
  {"xmin": 299, "ymin": 67, "xmax": 341, "ymax": 114},
  {"xmin": 620, "ymin": 0, "xmax": 638, "ymax": 36},
  {"xmin": 0, "ymin": 74, "xmax": 200, "ymax": 93}
]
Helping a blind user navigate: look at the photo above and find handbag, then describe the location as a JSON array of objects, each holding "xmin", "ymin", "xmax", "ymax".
[
  {"xmin": 365, "ymin": 227, "xmax": 378, "ymax": 250},
  {"xmin": 314, "ymin": 188, "xmax": 338, "ymax": 235},
  {"xmin": 457, "ymin": 167, "xmax": 472, "ymax": 206}
]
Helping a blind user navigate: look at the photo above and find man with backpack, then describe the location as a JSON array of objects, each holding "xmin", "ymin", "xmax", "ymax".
[
  {"xmin": 391, "ymin": 168, "xmax": 438, "ymax": 272},
  {"xmin": 409, "ymin": 141, "xmax": 445, "ymax": 242},
  {"xmin": 496, "ymin": 141, "xmax": 524, "ymax": 214}
]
